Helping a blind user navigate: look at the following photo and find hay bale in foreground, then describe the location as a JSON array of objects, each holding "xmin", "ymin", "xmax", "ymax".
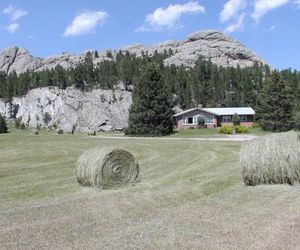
[
  {"xmin": 241, "ymin": 131, "xmax": 300, "ymax": 186},
  {"xmin": 75, "ymin": 148, "xmax": 139, "ymax": 189}
]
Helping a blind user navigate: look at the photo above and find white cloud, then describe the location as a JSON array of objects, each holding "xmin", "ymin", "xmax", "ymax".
[
  {"xmin": 224, "ymin": 13, "xmax": 245, "ymax": 33},
  {"xmin": 220, "ymin": 0, "xmax": 247, "ymax": 23},
  {"xmin": 3, "ymin": 5, "xmax": 28, "ymax": 21},
  {"xmin": 63, "ymin": 10, "xmax": 108, "ymax": 37},
  {"xmin": 136, "ymin": 1, "xmax": 205, "ymax": 32},
  {"xmin": 5, "ymin": 23, "xmax": 19, "ymax": 33},
  {"xmin": 252, "ymin": 0, "xmax": 290, "ymax": 22}
]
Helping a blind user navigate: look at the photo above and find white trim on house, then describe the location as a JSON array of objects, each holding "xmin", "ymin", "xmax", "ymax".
[{"xmin": 183, "ymin": 116, "xmax": 198, "ymax": 125}]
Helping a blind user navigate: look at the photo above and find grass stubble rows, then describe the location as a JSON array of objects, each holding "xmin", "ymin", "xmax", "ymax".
[{"xmin": 0, "ymin": 129, "xmax": 300, "ymax": 249}]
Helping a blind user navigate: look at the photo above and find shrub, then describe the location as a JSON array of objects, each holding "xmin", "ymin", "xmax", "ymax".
[
  {"xmin": 0, "ymin": 115, "xmax": 8, "ymax": 134},
  {"xmin": 57, "ymin": 129, "xmax": 64, "ymax": 134},
  {"xmin": 43, "ymin": 112, "xmax": 52, "ymax": 125},
  {"xmin": 15, "ymin": 117, "xmax": 22, "ymax": 129},
  {"xmin": 71, "ymin": 124, "xmax": 76, "ymax": 135},
  {"xmin": 219, "ymin": 125, "xmax": 233, "ymax": 134},
  {"xmin": 53, "ymin": 123, "xmax": 58, "ymax": 130},
  {"xmin": 232, "ymin": 113, "xmax": 240, "ymax": 126},
  {"xmin": 36, "ymin": 124, "xmax": 42, "ymax": 130},
  {"xmin": 88, "ymin": 131, "xmax": 96, "ymax": 136},
  {"xmin": 235, "ymin": 125, "xmax": 249, "ymax": 134},
  {"xmin": 252, "ymin": 122, "xmax": 259, "ymax": 128},
  {"xmin": 20, "ymin": 123, "xmax": 26, "ymax": 130},
  {"xmin": 32, "ymin": 130, "xmax": 39, "ymax": 135}
]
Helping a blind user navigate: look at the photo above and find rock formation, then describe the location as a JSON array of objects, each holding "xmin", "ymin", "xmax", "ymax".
[
  {"xmin": 0, "ymin": 30, "xmax": 265, "ymax": 74},
  {"xmin": 0, "ymin": 83, "xmax": 131, "ymax": 132},
  {"xmin": 0, "ymin": 30, "xmax": 267, "ymax": 131}
]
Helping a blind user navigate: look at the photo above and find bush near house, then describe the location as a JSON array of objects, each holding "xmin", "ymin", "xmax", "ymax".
[
  {"xmin": 235, "ymin": 125, "xmax": 249, "ymax": 134},
  {"xmin": 219, "ymin": 125, "xmax": 249, "ymax": 134},
  {"xmin": 219, "ymin": 126, "xmax": 233, "ymax": 134}
]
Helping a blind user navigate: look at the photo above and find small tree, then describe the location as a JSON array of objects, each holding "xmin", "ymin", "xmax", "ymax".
[
  {"xmin": 197, "ymin": 115, "xmax": 205, "ymax": 128},
  {"xmin": 232, "ymin": 113, "xmax": 240, "ymax": 126},
  {"xmin": 0, "ymin": 115, "xmax": 8, "ymax": 134}
]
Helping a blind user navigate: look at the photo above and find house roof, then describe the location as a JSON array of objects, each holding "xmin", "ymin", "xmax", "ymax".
[
  {"xmin": 173, "ymin": 107, "xmax": 199, "ymax": 117},
  {"xmin": 202, "ymin": 107, "xmax": 255, "ymax": 116},
  {"xmin": 173, "ymin": 107, "xmax": 255, "ymax": 117}
]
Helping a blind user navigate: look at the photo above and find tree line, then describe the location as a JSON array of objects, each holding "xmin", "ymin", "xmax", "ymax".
[{"xmin": 0, "ymin": 49, "xmax": 299, "ymax": 133}]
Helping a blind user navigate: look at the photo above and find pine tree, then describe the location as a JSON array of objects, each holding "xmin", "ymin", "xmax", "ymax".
[
  {"xmin": 293, "ymin": 78, "xmax": 300, "ymax": 130},
  {"xmin": 0, "ymin": 115, "xmax": 8, "ymax": 134},
  {"xmin": 257, "ymin": 71, "xmax": 294, "ymax": 132},
  {"xmin": 126, "ymin": 63, "xmax": 173, "ymax": 136}
]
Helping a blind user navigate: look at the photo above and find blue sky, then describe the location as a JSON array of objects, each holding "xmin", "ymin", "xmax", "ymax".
[{"xmin": 0, "ymin": 0, "xmax": 299, "ymax": 70}]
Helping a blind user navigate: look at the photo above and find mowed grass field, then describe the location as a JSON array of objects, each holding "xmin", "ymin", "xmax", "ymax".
[{"xmin": 0, "ymin": 129, "xmax": 300, "ymax": 250}]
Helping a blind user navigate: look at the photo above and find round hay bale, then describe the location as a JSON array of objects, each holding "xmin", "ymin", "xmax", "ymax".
[
  {"xmin": 240, "ymin": 131, "xmax": 300, "ymax": 186},
  {"xmin": 75, "ymin": 148, "xmax": 139, "ymax": 189}
]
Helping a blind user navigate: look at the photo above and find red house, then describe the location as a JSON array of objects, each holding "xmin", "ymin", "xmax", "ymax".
[{"xmin": 173, "ymin": 107, "xmax": 255, "ymax": 129}]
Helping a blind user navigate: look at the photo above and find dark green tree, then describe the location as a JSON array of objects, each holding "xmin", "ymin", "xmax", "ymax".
[
  {"xmin": 0, "ymin": 115, "xmax": 8, "ymax": 134},
  {"xmin": 126, "ymin": 63, "xmax": 173, "ymax": 136},
  {"xmin": 257, "ymin": 71, "xmax": 294, "ymax": 132},
  {"xmin": 232, "ymin": 113, "xmax": 240, "ymax": 126},
  {"xmin": 294, "ymin": 112, "xmax": 300, "ymax": 130}
]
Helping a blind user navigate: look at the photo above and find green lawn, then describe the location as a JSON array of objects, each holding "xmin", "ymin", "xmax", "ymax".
[
  {"xmin": 0, "ymin": 128, "xmax": 299, "ymax": 249},
  {"xmin": 170, "ymin": 126, "xmax": 270, "ymax": 138}
]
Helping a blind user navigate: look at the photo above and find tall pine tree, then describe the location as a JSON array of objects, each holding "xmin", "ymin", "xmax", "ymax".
[
  {"xmin": 126, "ymin": 63, "xmax": 173, "ymax": 136},
  {"xmin": 257, "ymin": 71, "xmax": 294, "ymax": 132}
]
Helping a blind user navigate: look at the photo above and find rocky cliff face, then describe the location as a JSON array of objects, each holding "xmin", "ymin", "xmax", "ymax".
[
  {"xmin": 0, "ymin": 30, "xmax": 265, "ymax": 74},
  {"xmin": 0, "ymin": 29, "xmax": 266, "ymax": 131},
  {"xmin": 122, "ymin": 30, "xmax": 265, "ymax": 68},
  {"xmin": 0, "ymin": 84, "xmax": 132, "ymax": 132}
]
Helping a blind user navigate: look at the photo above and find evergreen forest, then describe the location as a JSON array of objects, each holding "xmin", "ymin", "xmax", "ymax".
[{"xmin": 0, "ymin": 50, "xmax": 299, "ymax": 131}]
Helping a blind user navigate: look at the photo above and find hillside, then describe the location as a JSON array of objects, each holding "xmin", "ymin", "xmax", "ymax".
[{"xmin": 0, "ymin": 30, "xmax": 265, "ymax": 75}]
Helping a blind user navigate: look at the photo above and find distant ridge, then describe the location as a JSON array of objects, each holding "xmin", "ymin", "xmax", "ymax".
[{"xmin": 0, "ymin": 30, "xmax": 265, "ymax": 75}]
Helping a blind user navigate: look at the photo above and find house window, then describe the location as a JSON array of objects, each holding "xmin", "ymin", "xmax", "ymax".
[
  {"xmin": 205, "ymin": 116, "xmax": 214, "ymax": 124},
  {"xmin": 222, "ymin": 116, "xmax": 231, "ymax": 123},
  {"xmin": 240, "ymin": 115, "xmax": 247, "ymax": 122},
  {"xmin": 184, "ymin": 116, "xmax": 197, "ymax": 125}
]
